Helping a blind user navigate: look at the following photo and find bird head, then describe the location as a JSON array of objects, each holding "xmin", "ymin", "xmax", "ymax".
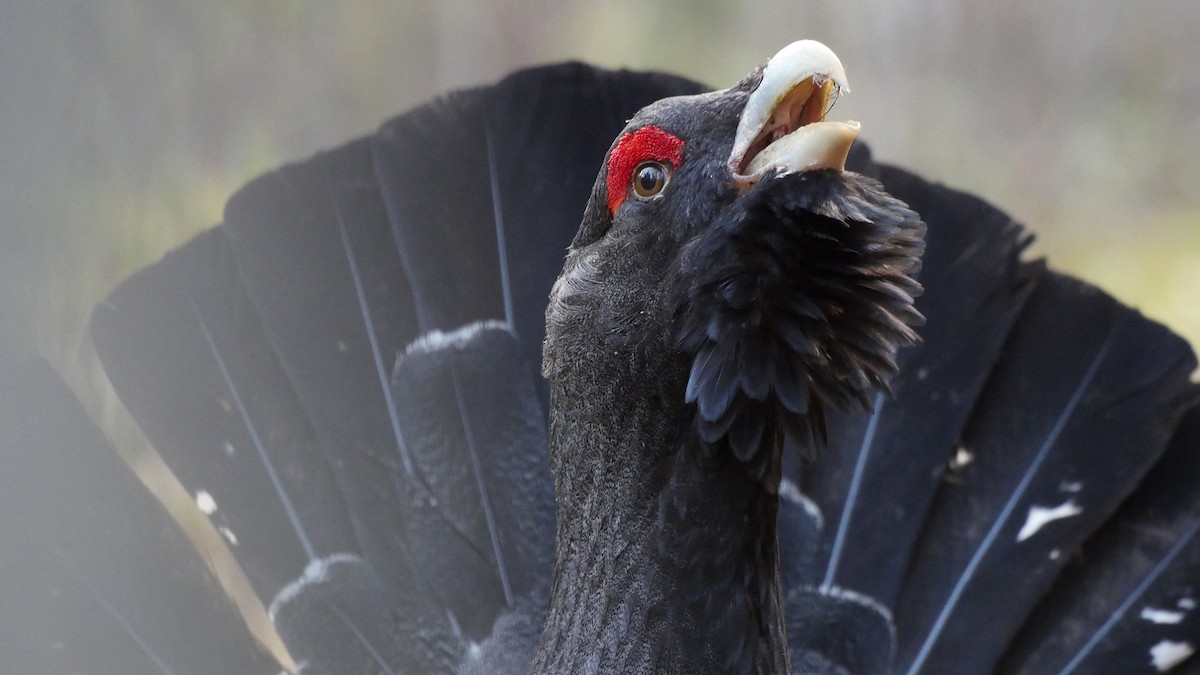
[{"xmin": 544, "ymin": 40, "xmax": 926, "ymax": 479}]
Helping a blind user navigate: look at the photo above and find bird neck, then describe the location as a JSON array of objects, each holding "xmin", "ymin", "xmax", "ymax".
[{"xmin": 531, "ymin": 362, "xmax": 790, "ymax": 675}]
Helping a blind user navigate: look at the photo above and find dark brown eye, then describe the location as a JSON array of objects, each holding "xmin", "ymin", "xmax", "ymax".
[{"xmin": 632, "ymin": 161, "xmax": 669, "ymax": 198}]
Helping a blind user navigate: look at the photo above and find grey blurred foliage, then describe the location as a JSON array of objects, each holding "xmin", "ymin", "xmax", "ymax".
[{"xmin": 2, "ymin": 0, "xmax": 1198, "ymax": 386}]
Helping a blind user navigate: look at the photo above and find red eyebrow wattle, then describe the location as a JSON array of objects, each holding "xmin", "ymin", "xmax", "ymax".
[{"xmin": 606, "ymin": 125, "xmax": 685, "ymax": 213}]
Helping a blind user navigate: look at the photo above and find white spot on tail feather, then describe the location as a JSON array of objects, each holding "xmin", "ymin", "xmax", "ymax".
[
  {"xmin": 948, "ymin": 446, "xmax": 974, "ymax": 471},
  {"xmin": 195, "ymin": 490, "xmax": 217, "ymax": 515},
  {"xmin": 222, "ymin": 441, "xmax": 236, "ymax": 456},
  {"xmin": 1059, "ymin": 480, "xmax": 1083, "ymax": 493},
  {"xmin": 1150, "ymin": 640, "xmax": 1194, "ymax": 671},
  {"xmin": 802, "ymin": 584, "xmax": 895, "ymax": 624},
  {"xmin": 219, "ymin": 526, "xmax": 238, "ymax": 546},
  {"xmin": 268, "ymin": 553, "xmax": 360, "ymax": 620},
  {"xmin": 403, "ymin": 320, "xmax": 510, "ymax": 357},
  {"xmin": 778, "ymin": 478, "xmax": 802, "ymax": 505},
  {"xmin": 1016, "ymin": 500, "xmax": 1083, "ymax": 542},
  {"xmin": 779, "ymin": 478, "xmax": 824, "ymax": 530},
  {"xmin": 1180, "ymin": 597, "xmax": 1197, "ymax": 610},
  {"xmin": 1142, "ymin": 607, "xmax": 1186, "ymax": 624}
]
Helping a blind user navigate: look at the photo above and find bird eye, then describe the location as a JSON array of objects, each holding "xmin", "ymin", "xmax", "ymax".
[{"xmin": 632, "ymin": 161, "xmax": 669, "ymax": 199}]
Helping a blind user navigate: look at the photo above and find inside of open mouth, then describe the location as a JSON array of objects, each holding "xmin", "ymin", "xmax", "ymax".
[{"xmin": 738, "ymin": 77, "xmax": 837, "ymax": 174}]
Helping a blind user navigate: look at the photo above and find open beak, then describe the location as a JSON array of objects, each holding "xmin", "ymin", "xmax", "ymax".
[{"xmin": 729, "ymin": 40, "xmax": 860, "ymax": 181}]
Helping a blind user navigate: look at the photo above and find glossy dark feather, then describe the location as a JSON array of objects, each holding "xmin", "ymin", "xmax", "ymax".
[
  {"xmin": 996, "ymin": 404, "xmax": 1200, "ymax": 674},
  {"xmin": 894, "ymin": 272, "xmax": 1197, "ymax": 674},
  {"xmin": 772, "ymin": 149, "xmax": 1042, "ymax": 673},
  {"xmin": 389, "ymin": 322, "xmax": 555, "ymax": 641},
  {"xmin": 374, "ymin": 63, "xmax": 706, "ymax": 374},
  {"xmin": 93, "ymin": 227, "xmax": 355, "ymax": 598},
  {"xmin": 676, "ymin": 169, "xmax": 926, "ymax": 476},
  {"xmin": 794, "ymin": 157, "xmax": 1039, "ymax": 601}
]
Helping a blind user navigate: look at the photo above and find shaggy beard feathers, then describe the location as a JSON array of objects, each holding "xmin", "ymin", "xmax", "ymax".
[{"xmin": 675, "ymin": 170, "xmax": 927, "ymax": 478}]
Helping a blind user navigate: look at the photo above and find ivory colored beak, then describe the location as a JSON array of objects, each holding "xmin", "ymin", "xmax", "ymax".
[{"xmin": 730, "ymin": 40, "xmax": 860, "ymax": 178}]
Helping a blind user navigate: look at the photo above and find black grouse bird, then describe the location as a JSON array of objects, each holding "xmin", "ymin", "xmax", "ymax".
[{"xmin": 1, "ymin": 40, "xmax": 1198, "ymax": 674}]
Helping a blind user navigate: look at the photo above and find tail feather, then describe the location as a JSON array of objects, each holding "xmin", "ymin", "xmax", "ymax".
[
  {"xmin": 268, "ymin": 322, "xmax": 556, "ymax": 670},
  {"xmin": 92, "ymin": 228, "xmax": 355, "ymax": 597},
  {"xmin": 390, "ymin": 323, "xmax": 555, "ymax": 642},
  {"xmin": 0, "ymin": 358, "xmax": 280, "ymax": 674},
  {"xmin": 373, "ymin": 64, "xmax": 707, "ymax": 379},
  {"xmin": 802, "ymin": 158, "xmax": 1038, "ymax": 595},
  {"xmin": 86, "ymin": 63, "xmax": 705, "ymax": 673},
  {"xmin": 223, "ymin": 173, "xmax": 430, "ymax": 610},
  {"xmin": 271, "ymin": 555, "xmax": 457, "ymax": 674},
  {"xmin": 782, "ymin": 150, "xmax": 1199, "ymax": 674},
  {"xmin": 791, "ymin": 155, "xmax": 1039, "ymax": 600},
  {"xmin": 220, "ymin": 157, "xmax": 419, "ymax": 484},
  {"xmin": 996, "ymin": 404, "xmax": 1200, "ymax": 674},
  {"xmin": 894, "ymin": 273, "xmax": 1198, "ymax": 674}
]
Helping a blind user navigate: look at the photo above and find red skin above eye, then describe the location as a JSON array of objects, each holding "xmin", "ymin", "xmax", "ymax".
[{"xmin": 606, "ymin": 125, "xmax": 686, "ymax": 214}]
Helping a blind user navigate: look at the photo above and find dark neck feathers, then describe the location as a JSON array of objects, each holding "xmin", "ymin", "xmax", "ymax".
[{"xmin": 531, "ymin": 348, "xmax": 789, "ymax": 675}]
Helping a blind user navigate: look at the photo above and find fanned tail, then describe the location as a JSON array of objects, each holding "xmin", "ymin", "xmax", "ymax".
[
  {"xmin": 781, "ymin": 148, "xmax": 1199, "ymax": 673},
  {"xmin": 80, "ymin": 63, "xmax": 706, "ymax": 674}
]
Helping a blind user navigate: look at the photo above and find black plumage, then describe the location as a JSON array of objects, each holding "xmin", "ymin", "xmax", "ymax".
[
  {"xmin": 677, "ymin": 169, "xmax": 926, "ymax": 472},
  {"xmin": 1, "ymin": 44, "xmax": 1198, "ymax": 675}
]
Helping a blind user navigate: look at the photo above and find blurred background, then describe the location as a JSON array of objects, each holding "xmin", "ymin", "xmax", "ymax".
[{"xmin": 3, "ymin": 1, "xmax": 1199, "ymax": 405}]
